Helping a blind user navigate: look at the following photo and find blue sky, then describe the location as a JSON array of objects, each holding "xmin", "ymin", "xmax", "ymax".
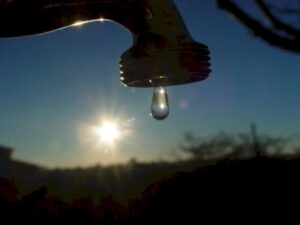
[{"xmin": 0, "ymin": 0, "xmax": 299, "ymax": 167}]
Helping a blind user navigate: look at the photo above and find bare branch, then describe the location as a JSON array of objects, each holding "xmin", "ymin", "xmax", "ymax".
[
  {"xmin": 255, "ymin": 0, "xmax": 300, "ymax": 37},
  {"xmin": 272, "ymin": 6, "xmax": 300, "ymax": 16},
  {"xmin": 216, "ymin": 0, "xmax": 300, "ymax": 53}
]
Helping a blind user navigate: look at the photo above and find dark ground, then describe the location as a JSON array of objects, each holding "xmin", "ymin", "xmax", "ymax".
[{"xmin": 1, "ymin": 156, "xmax": 300, "ymax": 225}]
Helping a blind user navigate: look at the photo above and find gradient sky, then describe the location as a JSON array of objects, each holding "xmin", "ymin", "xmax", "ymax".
[{"xmin": 0, "ymin": 0, "xmax": 299, "ymax": 167}]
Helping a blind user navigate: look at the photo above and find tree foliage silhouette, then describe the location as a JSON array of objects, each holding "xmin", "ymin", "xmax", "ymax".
[
  {"xmin": 216, "ymin": 0, "xmax": 300, "ymax": 53},
  {"xmin": 180, "ymin": 124, "xmax": 288, "ymax": 159}
]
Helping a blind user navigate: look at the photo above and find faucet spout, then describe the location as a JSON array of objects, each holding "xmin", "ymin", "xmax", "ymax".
[
  {"xmin": 0, "ymin": 0, "xmax": 136, "ymax": 37},
  {"xmin": 0, "ymin": 0, "xmax": 211, "ymax": 87}
]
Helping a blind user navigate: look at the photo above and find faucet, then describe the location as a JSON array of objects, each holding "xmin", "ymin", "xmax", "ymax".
[{"xmin": 0, "ymin": 0, "xmax": 211, "ymax": 119}]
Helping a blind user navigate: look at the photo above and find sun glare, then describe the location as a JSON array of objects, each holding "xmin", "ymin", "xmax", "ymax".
[
  {"xmin": 97, "ymin": 121, "xmax": 121, "ymax": 144},
  {"xmin": 72, "ymin": 20, "xmax": 86, "ymax": 27},
  {"xmin": 72, "ymin": 18, "xmax": 105, "ymax": 27}
]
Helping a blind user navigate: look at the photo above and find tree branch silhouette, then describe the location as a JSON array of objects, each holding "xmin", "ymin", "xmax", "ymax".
[
  {"xmin": 215, "ymin": 0, "xmax": 300, "ymax": 53},
  {"xmin": 180, "ymin": 124, "xmax": 288, "ymax": 160}
]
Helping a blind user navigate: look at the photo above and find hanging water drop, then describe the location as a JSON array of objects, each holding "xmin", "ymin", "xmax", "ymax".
[{"xmin": 150, "ymin": 86, "xmax": 169, "ymax": 120}]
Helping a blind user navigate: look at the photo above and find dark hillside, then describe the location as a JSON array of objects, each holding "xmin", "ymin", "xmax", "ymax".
[{"xmin": 1, "ymin": 156, "xmax": 300, "ymax": 224}]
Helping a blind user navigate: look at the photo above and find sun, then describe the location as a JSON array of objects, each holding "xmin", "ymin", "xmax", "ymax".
[{"xmin": 97, "ymin": 121, "xmax": 121, "ymax": 144}]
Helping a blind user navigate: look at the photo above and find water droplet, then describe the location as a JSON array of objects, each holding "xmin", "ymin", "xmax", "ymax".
[{"xmin": 150, "ymin": 86, "xmax": 169, "ymax": 120}]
